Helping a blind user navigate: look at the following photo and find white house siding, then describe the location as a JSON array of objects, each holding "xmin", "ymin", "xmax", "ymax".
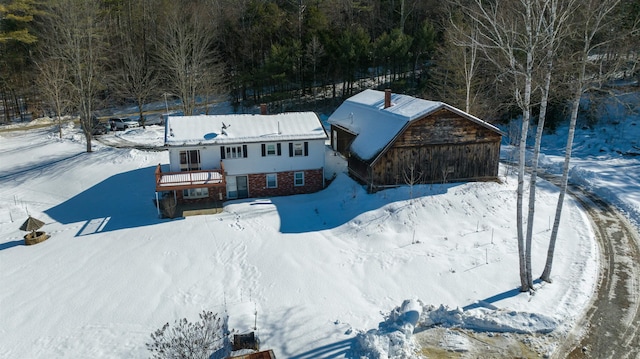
[
  {"xmin": 222, "ymin": 140, "xmax": 325, "ymax": 175},
  {"xmin": 168, "ymin": 140, "xmax": 324, "ymax": 174},
  {"xmin": 163, "ymin": 112, "xmax": 328, "ymax": 201},
  {"xmin": 168, "ymin": 146, "xmax": 222, "ymax": 172}
]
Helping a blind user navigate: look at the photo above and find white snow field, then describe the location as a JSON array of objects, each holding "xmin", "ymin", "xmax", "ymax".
[{"xmin": 4, "ymin": 111, "xmax": 635, "ymax": 358}]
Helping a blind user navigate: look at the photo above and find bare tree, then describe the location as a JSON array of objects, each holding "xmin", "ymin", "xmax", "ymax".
[
  {"xmin": 524, "ymin": 0, "xmax": 574, "ymax": 282},
  {"xmin": 39, "ymin": 0, "xmax": 106, "ymax": 152},
  {"xmin": 157, "ymin": 2, "xmax": 225, "ymax": 116},
  {"xmin": 305, "ymin": 35, "xmax": 325, "ymax": 103},
  {"xmin": 540, "ymin": 0, "xmax": 630, "ymax": 282},
  {"xmin": 440, "ymin": 14, "xmax": 482, "ymax": 114},
  {"xmin": 402, "ymin": 156, "xmax": 424, "ymax": 201},
  {"xmin": 108, "ymin": 0, "xmax": 158, "ymax": 128},
  {"xmin": 453, "ymin": 0, "xmax": 548, "ymax": 292},
  {"xmin": 34, "ymin": 58, "xmax": 70, "ymax": 138}
]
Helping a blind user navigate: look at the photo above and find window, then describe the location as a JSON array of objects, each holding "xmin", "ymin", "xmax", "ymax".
[
  {"xmin": 226, "ymin": 146, "xmax": 242, "ymax": 158},
  {"xmin": 179, "ymin": 150, "xmax": 201, "ymax": 171},
  {"xmin": 294, "ymin": 172, "xmax": 304, "ymax": 186},
  {"xmin": 223, "ymin": 145, "xmax": 247, "ymax": 159},
  {"xmin": 266, "ymin": 173, "xmax": 277, "ymax": 188},
  {"xmin": 183, "ymin": 187, "xmax": 209, "ymax": 199},
  {"xmin": 289, "ymin": 142, "xmax": 309, "ymax": 157},
  {"xmin": 261, "ymin": 143, "xmax": 281, "ymax": 156}
]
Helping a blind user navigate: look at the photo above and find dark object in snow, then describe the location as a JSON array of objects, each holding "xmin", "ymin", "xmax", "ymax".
[
  {"xmin": 20, "ymin": 216, "xmax": 44, "ymax": 233},
  {"xmin": 24, "ymin": 231, "xmax": 50, "ymax": 245},
  {"xmin": 20, "ymin": 216, "xmax": 49, "ymax": 245},
  {"xmin": 227, "ymin": 349, "xmax": 276, "ymax": 359},
  {"xmin": 232, "ymin": 332, "xmax": 259, "ymax": 351}
]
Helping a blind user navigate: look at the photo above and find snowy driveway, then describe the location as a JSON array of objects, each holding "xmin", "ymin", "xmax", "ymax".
[{"xmin": 552, "ymin": 178, "xmax": 640, "ymax": 358}]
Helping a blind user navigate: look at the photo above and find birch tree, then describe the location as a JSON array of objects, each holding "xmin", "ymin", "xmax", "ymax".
[
  {"xmin": 523, "ymin": 0, "xmax": 574, "ymax": 287},
  {"xmin": 453, "ymin": 0, "xmax": 545, "ymax": 292},
  {"xmin": 540, "ymin": 0, "xmax": 631, "ymax": 282}
]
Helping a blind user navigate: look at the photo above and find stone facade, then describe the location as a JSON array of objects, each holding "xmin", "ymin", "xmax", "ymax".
[{"xmin": 248, "ymin": 169, "xmax": 324, "ymax": 198}]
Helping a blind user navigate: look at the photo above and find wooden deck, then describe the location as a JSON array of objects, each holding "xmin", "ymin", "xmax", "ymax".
[{"xmin": 155, "ymin": 163, "xmax": 226, "ymax": 192}]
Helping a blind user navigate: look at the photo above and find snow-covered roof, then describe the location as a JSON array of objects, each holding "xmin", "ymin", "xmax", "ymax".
[
  {"xmin": 327, "ymin": 89, "xmax": 501, "ymax": 161},
  {"xmin": 164, "ymin": 112, "xmax": 327, "ymax": 146}
]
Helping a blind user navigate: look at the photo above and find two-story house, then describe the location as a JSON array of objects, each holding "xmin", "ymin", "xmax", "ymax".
[{"xmin": 154, "ymin": 112, "xmax": 328, "ymax": 212}]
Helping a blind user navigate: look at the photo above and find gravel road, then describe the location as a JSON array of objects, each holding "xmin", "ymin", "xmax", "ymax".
[{"xmin": 551, "ymin": 180, "xmax": 640, "ymax": 359}]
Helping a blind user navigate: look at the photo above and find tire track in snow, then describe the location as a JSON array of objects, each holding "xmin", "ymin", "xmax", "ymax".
[{"xmin": 541, "ymin": 176, "xmax": 640, "ymax": 359}]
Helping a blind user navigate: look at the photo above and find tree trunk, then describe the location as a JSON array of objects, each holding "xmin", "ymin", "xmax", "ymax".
[
  {"xmin": 541, "ymin": 87, "xmax": 580, "ymax": 282},
  {"xmin": 519, "ymin": 0, "xmax": 536, "ymax": 292},
  {"xmin": 517, "ymin": 84, "xmax": 531, "ymax": 292},
  {"xmin": 526, "ymin": 0, "xmax": 558, "ymax": 288},
  {"xmin": 540, "ymin": 0, "xmax": 623, "ymax": 282}
]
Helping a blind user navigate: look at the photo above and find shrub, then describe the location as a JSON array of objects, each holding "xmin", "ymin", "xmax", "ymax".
[{"xmin": 146, "ymin": 311, "xmax": 227, "ymax": 359}]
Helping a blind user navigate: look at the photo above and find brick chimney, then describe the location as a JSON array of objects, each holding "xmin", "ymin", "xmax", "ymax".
[
  {"xmin": 260, "ymin": 103, "xmax": 267, "ymax": 115},
  {"xmin": 384, "ymin": 89, "xmax": 392, "ymax": 109}
]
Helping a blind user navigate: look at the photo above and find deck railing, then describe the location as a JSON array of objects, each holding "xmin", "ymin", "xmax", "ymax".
[{"xmin": 155, "ymin": 162, "xmax": 226, "ymax": 191}]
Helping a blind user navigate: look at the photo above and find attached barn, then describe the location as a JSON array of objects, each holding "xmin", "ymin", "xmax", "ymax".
[{"xmin": 328, "ymin": 89, "xmax": 503, "ymax": 191}]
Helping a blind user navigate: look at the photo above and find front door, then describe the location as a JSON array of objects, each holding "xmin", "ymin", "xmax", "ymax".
[{"xmin": 237, "ymin": 176, "xmax": 248, "ymax": 198}]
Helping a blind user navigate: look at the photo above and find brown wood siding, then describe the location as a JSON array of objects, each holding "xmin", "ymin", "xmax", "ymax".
[
  {"xmin": 372, "ymin": 141, "xmax": 500, "ymax": 185},
  {"xmin": 368, "ymin": 109, "xmax": 502, "ymax": 188},
  {"xmin": 393, "ymin": 109, "xmax": 501, "ymax": 147},
  {"xmin": 331, "ymin": 125, "xmax": 357, "ymax": 156},
  {"xmin": 347, "ymin": 156, "xmax": 371, "ymax": 185}
]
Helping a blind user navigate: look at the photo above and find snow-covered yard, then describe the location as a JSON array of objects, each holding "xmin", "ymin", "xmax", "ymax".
[{"xmin": 1, "ymin": 114, "xmax": 628, "ymax": 358}]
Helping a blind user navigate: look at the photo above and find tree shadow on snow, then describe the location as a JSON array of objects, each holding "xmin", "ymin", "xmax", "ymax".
[
  {"xmin": 288, "ymin": 338, "xmax": 357, "ymax": 359},
  {"xmin": 258, "ymin": 307, "xmax": 358, "ymax": 359},
  {"xmin": 44, "ymin": 166, "xmax": 174, "ymax": 236},
  {"xmin": 462, "ymin": 279, "xmax": 543, "ymax": 311}
]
